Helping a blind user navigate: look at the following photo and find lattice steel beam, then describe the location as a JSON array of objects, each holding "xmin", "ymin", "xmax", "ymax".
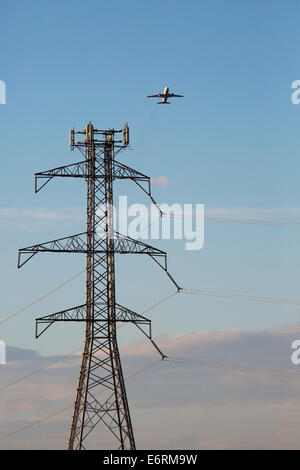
[{"xmin": 18, "ymin": 121, "xmax": 177, "ymax": 450}]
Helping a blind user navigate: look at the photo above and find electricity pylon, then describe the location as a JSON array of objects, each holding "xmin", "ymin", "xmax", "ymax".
[{"xmin": 18, "ymin": 122, "xmax": 180, "ymax": 449}]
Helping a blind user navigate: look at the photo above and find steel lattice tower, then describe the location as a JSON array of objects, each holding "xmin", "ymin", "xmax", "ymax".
[{"xmin": 18, "ymin": 122, "xmax": 180, "ymax": 450}]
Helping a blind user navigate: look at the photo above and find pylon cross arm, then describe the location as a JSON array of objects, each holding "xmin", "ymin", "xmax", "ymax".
[
  {"xmin": 35, "ymin": 302, "xmax": 166, "ymax": 358},
  {"xmin": 34, "ymin": 159, "xmax": 152, "ymax": 193},
  {"xmin": 17, "ymin": 232, "xmax": 88, "ymax": 267},
  {"xmin": 18, "ymin": 230, "xmax": 180, "ymax": 290},
  {"xmin": 35, "ymin": 302, "xmax": 151, "ymax": 337},
  {"xmin": 35, "ymin": 160, "xmax": 91, "ymax": 192},
  {"xmin": 18, "ymin": 231, "xmax": 167, "ymax": 268}
]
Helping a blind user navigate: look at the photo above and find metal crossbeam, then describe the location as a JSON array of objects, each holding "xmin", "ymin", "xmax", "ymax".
[
  {"xmin": 36, "ymin": 159, "xmax": 149, "ymax": 188},
  {"xmin": 35, "ymin": 158, "xmax": 162, "ymax": 214},
  {"xmin": 35, "ymin": 303, "xmax": 152, "ymax": 338},
  {"xmin": 18, "ymin": 231, "xmax": 167, "ymax": 269},
  {"xmin": 35, "ymin": 301, "xmax": 166, "ymax": 361}
]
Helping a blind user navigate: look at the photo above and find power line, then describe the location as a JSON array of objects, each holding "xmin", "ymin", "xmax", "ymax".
[
  {"xmin": 0, "ymin": 214, "xmax": 162, "ymax": 328},
  {"xmin": 0, "ymin": 213, "xmax": 174, "ymax": 395},
  {"xmin": 180, "ymin": 288, "xmax": 300, "ymax": 306},
  {"xmin": 166, "ymin": 356, "xmax": 300, "ymax": 380},
  {"xmin": 0, "ymin": 348, "xmax": 80, "ymax": 393},
  {"xmin": 2, "ymin": 354, "xmax": 300, "ymax": 443},
  {"xmin": 2, "ymin": 280, "xmax": 299, "ymax": 396},
  {"xmin": 204, "ymin": 216, "xmax": 300, "ymax": 227},
  {"xmin": 164, "ymin": 213, "xmax": 300, "ymax": 227},
  {"xmin": 0, "ymin": 270, "xmax": 85, "ymax": 326},
  {"xmin": 0, "ymin": 216, "xmax": 163, "ymax": 330},
  {"xmin": 0, "ymin": 292, "xmax": 177, "ymax": 394},
  {"xmin": 2, "ymin": 274, "xmax": 299, "ymax": 398},
  {"xmin": 0, "ymin": 359, "xmax": 161, "ymax": 442},
  {"xmin": 2, "ymin": 222, "xmax": 299, "ymax": 331},
  {"xmin": 140, "ymin": 291, "xmax": 179, "ymax": 315}
]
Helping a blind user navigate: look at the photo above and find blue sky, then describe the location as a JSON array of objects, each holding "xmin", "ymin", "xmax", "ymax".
[{"xmin": 1, "ymin": 0, "xmax": 300, "ymax": 360}]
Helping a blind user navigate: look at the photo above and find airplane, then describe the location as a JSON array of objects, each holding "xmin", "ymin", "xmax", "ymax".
[{"xmin": 147, "ymin": 86, "xmax": 184, "ymax": 104}]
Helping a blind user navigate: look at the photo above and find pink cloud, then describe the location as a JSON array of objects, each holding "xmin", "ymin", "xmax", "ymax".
[{"xmin": 151, "ymin": 176, "xmax": 168, "ymax": 187}]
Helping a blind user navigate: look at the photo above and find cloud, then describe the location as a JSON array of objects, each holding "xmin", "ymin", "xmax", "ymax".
[
  {"xmin": 0, "ymin": 207, "xmax": 85, "ymax": 232},
  {"xmin": 2, "ymin": 205, "xmax": 299, "ymax": 230},
  {"xmin": 151, "ymin": 176, "xmax": 169, "ymax": 187},
  {"xmin": 1, "ymin": 322, "xmax": 300, "ymax": 449},
  {"xmin": 0, "ymin": 207, "xmax": 84, "ymax": 221}
]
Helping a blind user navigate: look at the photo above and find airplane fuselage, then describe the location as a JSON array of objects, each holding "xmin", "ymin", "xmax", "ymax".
[{"xmin": 162, "ymin": 86, "xmax": 169, "ymax": 103}]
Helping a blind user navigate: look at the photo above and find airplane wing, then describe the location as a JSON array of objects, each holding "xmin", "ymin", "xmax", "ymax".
[
  {"xmin": 147, "ymin": 94, "xmax": 161, "ymax": 98},
  {"xmin": 169, "ymin": 94, "xmax": 184, "ymax": 98}
]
